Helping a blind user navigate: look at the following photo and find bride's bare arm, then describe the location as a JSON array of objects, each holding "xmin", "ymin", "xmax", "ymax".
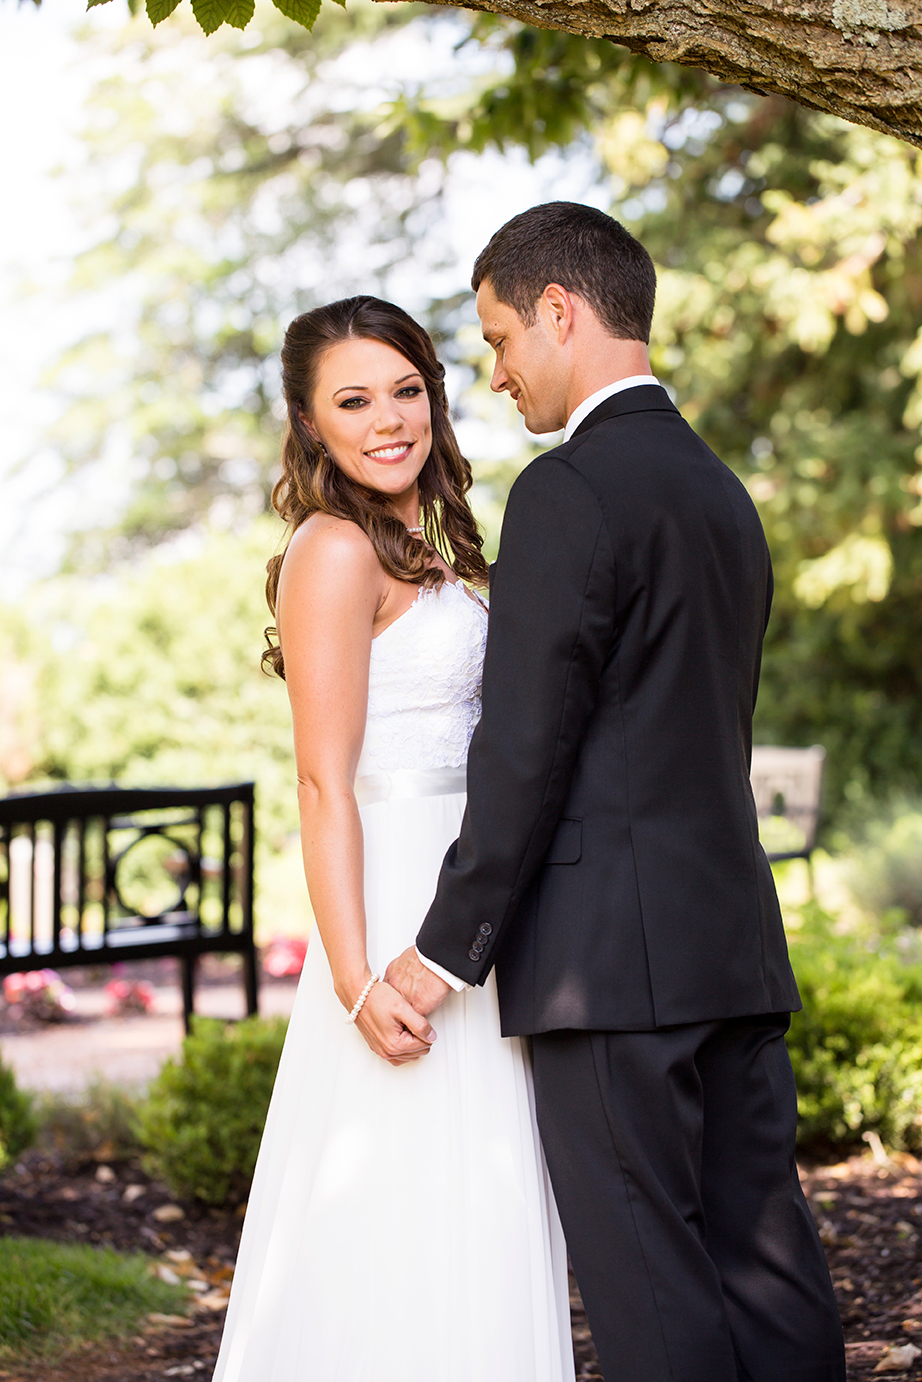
[{"xmin": 277, "ymin": 517, "xmax": 435, "ymax": 1065}]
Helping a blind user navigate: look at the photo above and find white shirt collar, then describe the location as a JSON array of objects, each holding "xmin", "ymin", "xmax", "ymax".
[{"xmin": 563, "ymin": 376, "xmax": 660, "ymax": 443}]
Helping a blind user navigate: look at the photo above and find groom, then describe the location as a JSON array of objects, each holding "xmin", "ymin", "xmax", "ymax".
[{"xmin": 387, "ymin": 202, "xmax": 845, "ymax": 1381}]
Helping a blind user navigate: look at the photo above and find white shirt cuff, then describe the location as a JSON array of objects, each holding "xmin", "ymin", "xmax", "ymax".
[{"xmin": 415, "ymin": 947, "xmax": 471, "ymax": 992}]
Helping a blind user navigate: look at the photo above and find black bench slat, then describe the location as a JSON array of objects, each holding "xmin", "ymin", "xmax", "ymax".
[{"xmin": 0, "ymin": 783, "xmax": 259, "ymax": 1032}]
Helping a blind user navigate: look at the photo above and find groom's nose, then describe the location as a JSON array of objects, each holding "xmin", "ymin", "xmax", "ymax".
[{"xmin": 490, "ymin": 357, "xmax": 509, "ymax": 393}]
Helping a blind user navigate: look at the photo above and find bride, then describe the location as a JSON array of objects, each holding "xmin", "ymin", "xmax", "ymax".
[{"xmin": 212, "ymin": 296, "xmax": 575, "ymax": 1382}]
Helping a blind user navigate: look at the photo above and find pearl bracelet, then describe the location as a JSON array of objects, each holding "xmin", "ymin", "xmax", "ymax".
[{"xmin": 345, "ymin": 974, "xmax": 380, "ymax": 1024}]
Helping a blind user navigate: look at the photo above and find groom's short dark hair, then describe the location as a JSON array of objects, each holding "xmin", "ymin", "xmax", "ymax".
[{"xmin": 472, "ymin": 202, "xmax": 656, "ymax": 344}]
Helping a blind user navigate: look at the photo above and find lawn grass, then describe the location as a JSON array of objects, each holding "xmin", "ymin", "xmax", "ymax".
[{"xmin": 0, "ymin": 1236, "xmax": 188, "ymax": 1361}]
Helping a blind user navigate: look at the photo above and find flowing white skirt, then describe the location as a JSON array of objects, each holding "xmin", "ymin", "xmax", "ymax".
[{"xmin": 212, "ymin": 782, "xmax": 575, "ymax": 1382}]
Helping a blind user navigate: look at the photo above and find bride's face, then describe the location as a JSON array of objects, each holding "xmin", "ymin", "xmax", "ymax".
[{"xmin": 303, "ymin": 337, "xmax": 433, "ymax": 503}]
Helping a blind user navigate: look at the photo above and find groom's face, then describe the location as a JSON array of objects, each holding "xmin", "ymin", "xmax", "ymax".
[{"xmin": 476, "ymin": 280, "xmax": 568, "ymax": 435}]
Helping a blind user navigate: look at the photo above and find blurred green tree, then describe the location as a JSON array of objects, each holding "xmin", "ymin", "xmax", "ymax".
[
  {"xmin": 47, "ymin": 3, "xmax": 470, "ymax": 567},
  {"xmin": 402, "ymin": 35, "xmax": 922, "ymax": 816},
  {"xmin": 0, "ymin": 519, "xmax": 304, "ymax": 933},
  {"xmin": 27, "ymin": 11, "xmax": 922, "ymax": 822},
  {"xmin": 54, "ymin": 0, "xmax": 922, "ymax": 152}
]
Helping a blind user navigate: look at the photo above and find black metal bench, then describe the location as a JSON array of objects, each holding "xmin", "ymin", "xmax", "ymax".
[
  {"xmin": 750, "ymin": 745, "xmax": 826, "ymax": 864},
  {"xmin": 0, "ymin": 783, "xmax": 258, "ymax": 1032}
]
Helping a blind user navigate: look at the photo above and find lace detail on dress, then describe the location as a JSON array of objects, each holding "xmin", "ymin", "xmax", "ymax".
[{"xmin": 358, "ymin": 580, "xmax": 488, "ymax": 775}]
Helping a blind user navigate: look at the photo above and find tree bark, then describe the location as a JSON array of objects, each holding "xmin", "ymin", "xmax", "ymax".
[{"xmin": 413, "ymin": 0, "xmax": 922, "ymax": 148}]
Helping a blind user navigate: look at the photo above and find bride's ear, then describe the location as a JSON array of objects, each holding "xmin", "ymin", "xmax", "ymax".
[{"xmin": 297, "ymin": 407, "xmax": 322, "ymax": 447}]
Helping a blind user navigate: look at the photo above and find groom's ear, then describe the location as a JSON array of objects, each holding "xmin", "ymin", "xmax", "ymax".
[{"xmin": 540, "ymin": 283, "xmax": 576, "ymax": 343}]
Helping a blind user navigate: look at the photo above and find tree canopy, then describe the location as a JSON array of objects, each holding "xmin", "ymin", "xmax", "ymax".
[
  {"xmin": 7, "ymin": 3, "xmax": 922, "ymax": 830},
  {"xmin": 56, "ymin": 0, "xmax": 922, "ymax": 150}
]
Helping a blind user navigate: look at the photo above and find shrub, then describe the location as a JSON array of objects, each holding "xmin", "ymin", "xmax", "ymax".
[
  {"xmin": 0, "ymin": 1058, "xmax": 36, "ymax": 1171},
  {"xmin": 136, "ymin": 1015, "xmax": 287, "ymax": 1205},
  {"xmin": 36, "ymin": 1080, "xmax": 142, "ymax": 1168},
  {"xmin": 787, "ymin": 910, "xmax": 922, "ymax": 1152},
  {"xmin": 845, "ymin": 801, "xmax": 922, "ymax": 928}
]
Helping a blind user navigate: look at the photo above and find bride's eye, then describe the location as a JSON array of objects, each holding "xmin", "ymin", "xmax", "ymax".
[
  {"xmin": 338, "ymin": 396, "xmax": 368, "ymax": 410},
  {"xmin": 396, "ymin": 386, "xmax": 423, "ymax": 399}
]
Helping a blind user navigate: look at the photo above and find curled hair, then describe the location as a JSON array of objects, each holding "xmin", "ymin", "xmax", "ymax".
[
  {"xmin": 472, "ymin": 201, "xmax": 656, "ymax": 344},
  {"xmin": 263, "ymin": 296, "xmax": 488, "ymax": 678}
]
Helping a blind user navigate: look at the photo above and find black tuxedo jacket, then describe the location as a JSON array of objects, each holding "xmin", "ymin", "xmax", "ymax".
[{"xmin": 417, "ymin": 385, "xmax": 800, "ymax": 1036}]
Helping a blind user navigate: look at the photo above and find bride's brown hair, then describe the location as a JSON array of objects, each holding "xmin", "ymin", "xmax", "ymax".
[{"xmin": 263, "ymin": 296, "xmax": 489, "ymax": 679}]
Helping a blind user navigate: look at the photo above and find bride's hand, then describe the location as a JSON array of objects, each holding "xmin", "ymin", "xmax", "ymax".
[{"xmin": 355, "ymin": 979, "xmax": 437, "ymax": 1066}]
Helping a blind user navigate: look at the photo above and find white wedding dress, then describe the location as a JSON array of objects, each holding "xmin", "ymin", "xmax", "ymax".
[{"xmin": 213, "ymin": 578, "xmax": 575, "ymax": 1382}]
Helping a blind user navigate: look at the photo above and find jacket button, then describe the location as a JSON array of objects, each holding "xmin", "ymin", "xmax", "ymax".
[
  {"xmin": 468, "ymin": 949, "xmax": 481, "ymax": 962},
  {"xmin": 472, "ymin": 940, "xmax": 485, "ymax": 953},
  {"xmin": 479, "ymin": 924, "xmax": 493, "ymax": 936}
]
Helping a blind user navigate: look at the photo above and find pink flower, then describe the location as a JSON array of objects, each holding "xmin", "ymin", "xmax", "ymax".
[
  {"xmin": 263, "ymin": 935, "xmax": 308, "ymax": 978},
  {"xmin": 105, "ymin": 978, "xmax": 156, "ymax": 1016},
  {"xmin": 3, "ymin": 969, "xmax": 75, "ymax": 1022}
]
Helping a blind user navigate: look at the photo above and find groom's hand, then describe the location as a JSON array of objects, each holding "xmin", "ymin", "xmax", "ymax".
[
  {"xmin": 385, "ymin": 947, "xmax": 451, "ymax": 1016},
  {"xmin": 356, "ymin": 980, "xmax": 436, "ymax": 1066}
]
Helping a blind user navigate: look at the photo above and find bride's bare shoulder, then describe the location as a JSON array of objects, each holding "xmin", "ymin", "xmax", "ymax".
[{"xmin": 281, "ymin": 514, "xmax": 382, "ymax": 594}]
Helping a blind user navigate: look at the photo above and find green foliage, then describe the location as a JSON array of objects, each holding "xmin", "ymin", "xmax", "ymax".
[
  {"xmin": 45, "ymin": 13, "xmax": 922, "ymax": 825},
  {"xmin": 50, "ymin": 3, "xmax": 441, "ymax": 566},
  {"xmin": 271, "ymin": 0, "xmax": 322, "ymax": 27},
  {"xmin": 137, "ymin": 1014, "xmax": 286, "ymax": 1204},
  {"xmin": 35, "ymin": 1080, "xmax": 143, "ymax": 1168},
  {"xmin": 0, "ymin": 1058, "xmax": 37, "ymax": 1172},
  {"xmin": 147, "ymin": 0, "xmax": 183, "ymax": 21},
  {"xmin": 88, "ymin": 0, "xmax": 332, "ymax": 35},
  {"xmin": 417, "ymin": 48, "xmax": 922, "ymax": 821},
  {"xmin": 393, "ymin": 21, "xmax": 708, "ymax": 162},
  {"xmin": 392, "ymin": 29, "xmax": 922, "ymax": 820},
  {"xmin": 1, "ymin": 520, "xmax": 301, "ymax": 906},
  {"xmin": 787, "ymin": 909, "xmax": 922, "ymax": 1151},
  {"xmin": 0, "ymin": 1237, "xmax": 187, "ymax": 1361},
  {"xmin": 631, "ymin": 109, "xmax": 922, "ymax": 821},
  {"xmin": 843, "ymin": 799, "xmax": 922, "ymax": 928}
]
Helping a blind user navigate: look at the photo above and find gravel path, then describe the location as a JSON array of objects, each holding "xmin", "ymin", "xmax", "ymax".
[{"xmin": 0, "ymin": 977, "xmax": 298, "ymax": 1093}]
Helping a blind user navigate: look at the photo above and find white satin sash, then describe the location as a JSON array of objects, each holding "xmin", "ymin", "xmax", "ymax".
[{"xmin": 354, "ymin": 766, "xmax": 467, "ymax": 807}]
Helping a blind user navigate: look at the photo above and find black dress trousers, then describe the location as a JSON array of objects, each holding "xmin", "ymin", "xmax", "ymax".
[{"xmin": 531, "ymin": 1015, "xmax": 846, "ymax": 1382}]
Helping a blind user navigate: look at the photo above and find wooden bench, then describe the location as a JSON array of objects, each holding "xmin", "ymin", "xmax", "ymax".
[
  {"xmin": 750, "ymin": 745, "xmax": 826, "ymax": 864},
  {"xmin": 0, "ymin": 783, "xmax": 258, "ymax": 1032}
]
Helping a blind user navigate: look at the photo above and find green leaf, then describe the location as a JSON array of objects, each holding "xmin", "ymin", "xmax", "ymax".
[
  {"xmin": 224, "ymin": 0, "xmax": 255, "ymax": 28},
  {"xmin": 86, "ymin": 0, "xmax": 115, "ymax": 10},
  {"xmin": 189, "ymin": 0, "xmax": 234, "ymax": 33},
  {"xmin": 271, "ymin": 0, "xmax": 322, "ymax": 31},
  {"xmin": 146, "ymin": 0, "xmax": 181, "ymax": 24}
]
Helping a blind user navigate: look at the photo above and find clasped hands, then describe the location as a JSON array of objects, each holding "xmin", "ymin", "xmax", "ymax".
[{"xmin": 354, "ymin": 948, "xmax": 450, "ymax": 1067}]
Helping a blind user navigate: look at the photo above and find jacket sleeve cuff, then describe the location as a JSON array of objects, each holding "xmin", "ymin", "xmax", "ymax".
[{"xmin": 415, "ymin": 947, "xmax": 471, "ymax": 992}]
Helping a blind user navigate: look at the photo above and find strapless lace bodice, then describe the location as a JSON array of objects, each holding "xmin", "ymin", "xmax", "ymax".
[{"xmin": 357, "ymin": 579, "xmax": 488, "ymax": 776}]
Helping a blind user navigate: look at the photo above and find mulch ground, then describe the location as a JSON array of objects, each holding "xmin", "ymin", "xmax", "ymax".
[{"xmin": 1, "ymin": 1147, "xmax": 922, "ymax": 1380}]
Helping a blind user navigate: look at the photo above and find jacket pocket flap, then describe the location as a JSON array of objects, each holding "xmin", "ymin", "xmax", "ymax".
[{"xmin": 545, "ymin": 818, "xmax": 582, "ymax": 865}]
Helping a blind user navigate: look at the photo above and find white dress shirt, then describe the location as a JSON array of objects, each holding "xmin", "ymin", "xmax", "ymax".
[
  {"xmin": 563, "ymin": 375, "xmax": 660, "ymax": 442},
  {"xmin": 417, "ymin": 374, "xmax": 659, "ymax": 993}
]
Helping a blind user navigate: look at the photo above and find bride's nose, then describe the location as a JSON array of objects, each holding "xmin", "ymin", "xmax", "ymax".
[{"xmin": 372, "ymin": 399, "xmax": 403, "ymax": 433}]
